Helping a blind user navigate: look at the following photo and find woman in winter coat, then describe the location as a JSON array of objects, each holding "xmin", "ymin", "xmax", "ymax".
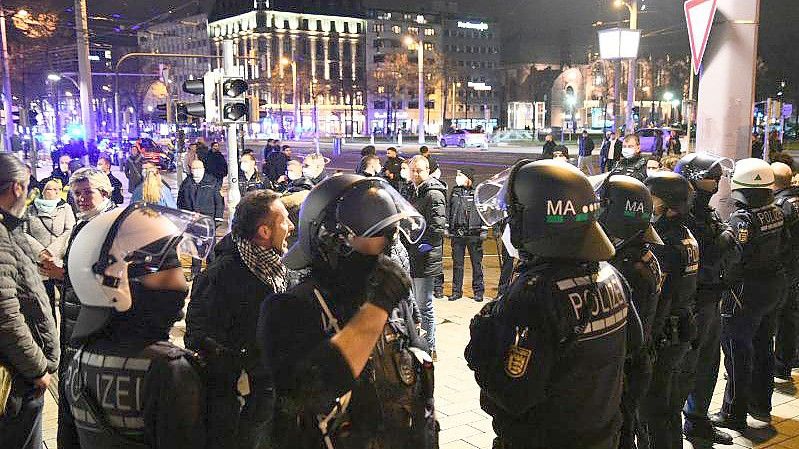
[
  {"xmin": 132, "ymin": 164, "xmax": 176, "ymax": 208},
  {"xmin": 23, "ymin": 179, "xmax": 76, "ymax": 317}
]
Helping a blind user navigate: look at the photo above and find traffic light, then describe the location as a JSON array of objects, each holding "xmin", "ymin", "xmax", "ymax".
[
  {"xmin": 155, "ymin": 103, "xmax": 168, "ymax": 121},
  {"xmin": 182, "ymin": 72, "xmax": 219, "ymax": 123},
  {"xmin": 175, "ymin": 102, "xmax": 189, "ymax": 124},
  {"xmin": 27, "ymin": 109, "xmax": 38, "ymax": 126},
  {"xmin": 220, "ymin": 77, "xmax": 249, "ymax": 123},
  {"xmin": 632, "ymin": 106, "xmax": 640, "ymax": 123}
]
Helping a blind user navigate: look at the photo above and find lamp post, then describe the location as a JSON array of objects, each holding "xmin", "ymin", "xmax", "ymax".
[
  {"xmin": 404, "ymin": 36, "xmax": 425, "ymax": 144},
  {"xmin": 614, "ymin": 0, "xmax": 638, "ymax": 134},
  {"xmin": 663, "ymin": 91, "xmax": 674, "ymax": 123},
  {"xmin": 598, "ymin": 26, "xmax": 640, "ymax": 134},
  {"xmin": 280, "ymin": 57, "xmax": 299, "ymax": 141}
]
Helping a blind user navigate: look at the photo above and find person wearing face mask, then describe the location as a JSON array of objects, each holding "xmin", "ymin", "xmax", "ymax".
[
  {"xmin": 639, "ymin": 172, "xmax": 699, "ymax": 449},
  {"xmin": 23, "ymin": 178, "xmax": 76, "ymax": 319},
  {"xmin": 239, "ymin": 153, "xmax": 271, "ymax": 197},
  {"xmin": 96, "ymin": 156, "xmax": 124, "ymax": 205},
  {"xmin": 448, "ymin": 168, "xmax": 487, "ymax": 302},
  {"xmin": 610, "ymin": 134, "xmax": 648, "ymax": 182},
  {"xmin": 259, "ymin": 175, "xmax": 437, "ymax": 449},
  {"xmin": 712, "ymin": 159, "xmax": 786, "ymax": 431},
  {"xmin": 177, "ymin": 159, "xmax": 224, "ymax": 278},
  {"xmin": 771, "ymin": 162, "xmax": 799, "ymax": 382},
  {"xmin": 362, "ymin": 154, "xmax": 383, "ymax": 177},
  {"xmin": 48, "ymin": 154, "xmax": 73, "ymax": 188},
  {"xmin": 597, "ymin": 175, "xmax": 664, "ymax": 449},
  {"xmin": 186, "ymin": 190, "xmax": 294, "ymax": 449},
  {"xmin": 302, "ymin": 153, "xmax": 329, "ymax": 185},
  {"xmin": 61, "ymin": 204, "xmax": 212, "ymax": 449},
  {"xmin": 646, "ymin": 159, "xmax": 661, "ymax": 178},
  {"xmin": 0, "ymin": 153, "xmax": 59, "ymax": 449},
  {"xmin": 672, "ymin": 154, "xmax": 735, "ymax": 445}
]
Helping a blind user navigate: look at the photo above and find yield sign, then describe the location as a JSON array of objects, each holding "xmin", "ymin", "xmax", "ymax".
[{"xmin": 684, "ymin": 0, "xmax": 718, "ymax": 74}]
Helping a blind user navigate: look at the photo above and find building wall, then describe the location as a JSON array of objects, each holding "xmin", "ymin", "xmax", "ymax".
[
  {"xmin": 364, "ymin": 10, "xmax": 444, "ymax": 136},
  {"xmin": 209, "ymin": 10, "xmax": 368, "ymax": 136}
]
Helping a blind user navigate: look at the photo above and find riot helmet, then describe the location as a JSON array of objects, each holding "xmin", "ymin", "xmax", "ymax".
[
  {"xmin": 730, "ymin": 158, "xmax": 775, "ymax": 207},
  {"xmin": 598, "ymin": 175, "xmax": 663, "ymax": 247},
  {"xmin": 282, "ymin": 175, "xmax": 425, "ymax": 270},
  {"xmin": 674, "ymin": 153, "xmax": 733, "ymax": 194},
  {"xmin": 644, "ymin": 171, "xmax": 694, "ymax": 216},
  {"xmin": 477, "ymin": 159, "xmax": 614, "ymax": 261},
  {"xmin": 68, "ymin": 203, "xmax": 216, "ymax": 340}
]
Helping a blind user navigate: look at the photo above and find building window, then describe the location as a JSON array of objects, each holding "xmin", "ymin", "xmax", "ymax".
[
  {"xmin": 344, "ymin": 22, "xmax": 350, "ymax": 33},
  {"xmin": 424, "ymin": 28, "xmax": 435, "ymax": 36},
  {"xmin": 391, "ymin": 25, "xmax": 401, "ymax": 34},
  {"xmin": 374, "ymin": 100, "xmax": 386, "ymax": 108},
  {"xmin": 373, "ymin": 23, "xmax": 384, "ymax": 33},
  {"xmin": 408, "ymin": 26, "xmax": 419, "ymax": 35},
  {"xmin": 424, "ymin": 42, "xmax": 434, "ymax": 51},
  {"xmin": 408, "ymin": 101, "xmax": 418, "ymax": 109}
]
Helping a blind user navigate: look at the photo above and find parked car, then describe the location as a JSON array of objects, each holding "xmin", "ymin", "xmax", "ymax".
[
  {"xmin": 440, "ymin": 129, "xmax": 488, "ymax": 148},
  {"xmin": 636, "ymin": 128, "xmax": 665, "ymax": 155}
]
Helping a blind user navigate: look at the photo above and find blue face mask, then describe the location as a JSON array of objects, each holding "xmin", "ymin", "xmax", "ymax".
[{"xmin": 34, "ymin": 198, "xmax": 59, "ymax": 214}]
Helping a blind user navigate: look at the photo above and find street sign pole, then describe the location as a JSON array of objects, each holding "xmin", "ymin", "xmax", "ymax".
[{"xmin": 222, "ymin": 40, "xmax": 241, "ymax": 219}]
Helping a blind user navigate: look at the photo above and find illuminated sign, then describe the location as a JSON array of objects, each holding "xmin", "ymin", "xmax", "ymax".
[
  {"xmin": 457, "ymin": 21, "xmax": 488, "ymax": 31},
  {"xmin": 468, "ymin": 82, "xmax": 492, "ymax": 91}
]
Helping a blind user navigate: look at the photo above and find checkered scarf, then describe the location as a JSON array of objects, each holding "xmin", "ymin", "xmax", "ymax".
[{"xmin": 234, "ymin": 234, "xmax": 287, "ymax": 294}]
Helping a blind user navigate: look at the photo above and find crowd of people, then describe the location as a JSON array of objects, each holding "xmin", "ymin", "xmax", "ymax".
[{"xmin": 2, "ymin": 132, "xmax": 799, "ymax": 449}]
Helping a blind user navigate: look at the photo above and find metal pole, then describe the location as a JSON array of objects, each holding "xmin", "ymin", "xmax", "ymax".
[
  {"xmin": 687, "ymin": 70, "xmax": 695, "ymax": 152},
  {"xmin": 613, "ymin": 60, "xmax": 621, "ymax": 132},
  {"xmin": 222, "ymin": 40, "xmax": 241, "ymax": 218},
  {"xmin": 74, "ymin": 0, "xmax": 95, "ymax": 141},
  {"xmin": 0, "ymin": 4, "xmax": 12, "ymax": 152},
  {"xmin": 53, "ymin": 82, "xmax": 62, "ymax": 140},
  {"xmin": 292, "ymin": 62, "xmax": 299, "ymax": 141},
  {"xmin": 417, "ymin": 38, "xmax": 425, "ymax": 144},
  {"xmin": 625, "ymin": 0, "xmax": 638, "ymax": 134}
]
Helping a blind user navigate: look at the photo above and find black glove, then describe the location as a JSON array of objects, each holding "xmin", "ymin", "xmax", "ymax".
[{"xmin": 365, "ymin": 254, "xmax": 412, "ymax": 313}]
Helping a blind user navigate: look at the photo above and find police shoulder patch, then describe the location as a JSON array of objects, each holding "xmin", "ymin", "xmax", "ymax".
[
  {"xmin": 736, "ymin": 222, "xmax": 749, "ymax": 244},
  {"xmin": 504, "ymin": 326, "xmax": 532, "ymax": 378}
]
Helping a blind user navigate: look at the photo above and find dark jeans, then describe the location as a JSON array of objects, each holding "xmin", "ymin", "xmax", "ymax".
[
  {"xmin": 58, "ymin": 346, "xmax": 80, "ymax": 449},
  {"xmin": 720, "ymin": 278, "xmax": 784, "ymax": 420},
  {"xmin": 451, "ymin": 235, "xmax": 485, "ymax": 298},
  {"xmin": 619, "ymin": 350, "xmax": 653, "ymax": 449},
  {"xmin": 207, "ymin": 370, "xmax": 274, "ymax": 449},
  {"xmin": 681, "ymin": 288, "xmax": 724, "ymax": 434},
  {"xmin": 0, "ymin": 384, "xmax": 44, "ymax": 449},
  {"xmin": 775, "ymin": 281, "xmax": 799, "ymax": 376}
]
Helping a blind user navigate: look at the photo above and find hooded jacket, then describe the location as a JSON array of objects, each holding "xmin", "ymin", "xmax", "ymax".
[
  {"xmin": 0, "ymin": 209, "xmax": 59, "ymax": 381},
  {"xmin": 177, "ymin": 173, "xmax": 224, "ymax": 219},
  {"xmin": 408, "ymin": 177, "xmax": 447, "ymax": 278}
]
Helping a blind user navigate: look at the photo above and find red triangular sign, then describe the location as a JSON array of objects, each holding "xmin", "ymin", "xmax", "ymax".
[{"xmin": 684, "ymin": 0, "xmax": 718, "ymax": 74}]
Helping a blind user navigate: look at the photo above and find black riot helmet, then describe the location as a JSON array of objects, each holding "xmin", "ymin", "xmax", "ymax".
[
  {"xmin": 504, "ymin": 159, "xmax": 614, "ymax": 261},
  {"xmin": 674, "ymin": 153, "xmax": 725, "ymax": 182},
  {"xmin": 282, "ymin": 174, "xmax": 425, "ymax": 270},
  {"xmin": 644, "ymin": 171, "xmax": 694, "ymax": 216},
  {"xmin": 598, "ymin": 175, "xmax": 664, "ymax": 246}
]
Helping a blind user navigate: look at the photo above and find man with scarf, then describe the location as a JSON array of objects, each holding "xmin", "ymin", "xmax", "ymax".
[
  {"xmin": 46, "ymin": 167, "xmax": 117, "ymax": 449},
  {"xmin": 186, "ymin": 189, "xmax": 294, "ymax": 449}
]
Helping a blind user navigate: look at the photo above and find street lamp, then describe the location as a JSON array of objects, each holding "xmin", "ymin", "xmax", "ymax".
[
  {"xmin": 404, "ymin": 35, "xmax": 425, "ymax": 144},
  {"xmin": 614, "ymin": 0, "xmax": 639, "ymax": 134},
  {"xmin": 598, "ymin": 26, "xmax": 640, "ymax": 133},
  {"xmin": 280, "ymin": 57, "xmax": 299, "ymax": 141}
]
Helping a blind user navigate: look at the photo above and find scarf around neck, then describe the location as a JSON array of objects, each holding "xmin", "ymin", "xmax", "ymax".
[{"xmin": 234, "ymin": 233, "xmax": 286, "ymax": 294}]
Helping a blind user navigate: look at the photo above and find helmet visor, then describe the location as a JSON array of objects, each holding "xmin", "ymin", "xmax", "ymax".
[
  {"xmin": 338, "ymin": 178, "xmax": 427, "ymax": 244},
  {"xmin": 123, "ymin": 204, "xmax": 216, "ymax": 272},
  {"xmin": 475, "ymin": 167, "xmax": 512, "ymax": 226}
]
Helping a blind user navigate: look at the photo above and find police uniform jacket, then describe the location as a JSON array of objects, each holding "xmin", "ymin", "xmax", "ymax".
[
  {"xmin": 609, "ymin": 241, "xmax": 662, "ymax": 348},
  {"xmin": 685, "ymin": 200, "xmax": 731, "ymax": 290},
  {"xmin": 448, "ymin": 185, "xmax": 485, "ymax": 237},
  {"xmin": 465, "ymin": 260, "xmax": 628, "ymax": 449},
  {"xmin": 63, "ymin": 333, "xmax": 205, "ymax": 449},
  {"xmin": 650, "ymin": 216, "xmax": 699, "ymax": 343},
  {"xmin": 775, "ymin": 187, "xmax": 799, "ymax": 283},
  {"xmin": 723, "ymin": 201, "xmax": 785, "ymax": 283}
]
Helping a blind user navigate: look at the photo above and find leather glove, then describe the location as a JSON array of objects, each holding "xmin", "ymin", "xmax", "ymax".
[{"xmin": 365, "ymin": 254, "xmax": 412, "ymax": 313}]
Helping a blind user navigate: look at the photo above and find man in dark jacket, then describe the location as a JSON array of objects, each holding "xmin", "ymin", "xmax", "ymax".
[
  {"xmin": 0, "ymin": 153, "xmax": 59, "ymax": 449},
  {"xmin": 124, "ymin": 142, "xmax": 144, "ymax": 193},
  {"xmin": 97, "ymin": 156, "xmax": 124, "ymax": 204},
  {"xmin": 239, "ymin": 152, "xmax": 271, "ymax": 197},
  {"xmin": 577, "ymin": 130, "xmax": 596, "ymax": 175},
  {"xmin": 448, "ymin": 168, "xmax": 486, "ymax": 302},
  {"xmin": 408, "ymin": 155, "xmax": 447, "ymax": 358},
  {"xmin": 600, "ymin": 131, "xmax": 622, "ymax": 173},
  {"xmin": 186, "ymin": 190, "xmax": 293, "ymax": 449},
  {"xmin": 264, "ymin": 145, "xmax": 291, "ymax": 183},
  {"xmin": 610, "ymin": 134, "xmax": 648, "ymax": 182},
  {"xmin": 48, "ymin": 154, "xmax": 72, "ymax": 187},
  {"xmin": 205, "ymin": 141, "xmax": 229, "ymax": 187},
  {"xmin": 178, "ymin": 159, "xmax": 224, "ymax": 277},
  {"xmin": 383, "ymin": 146, "xmax": 405, "ymax": 189},
  {"xmin": 542, "ymin": 133, "xmax": 557, "ymax": 159}
]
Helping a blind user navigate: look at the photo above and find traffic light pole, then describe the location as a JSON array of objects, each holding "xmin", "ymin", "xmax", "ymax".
[{"xmin": 222, "ymin": 40, "xmax": 241, "ymax": 218}]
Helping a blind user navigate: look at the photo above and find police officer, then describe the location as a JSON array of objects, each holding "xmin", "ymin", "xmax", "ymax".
[
  {"xmin": 598, "ymin": 175, "xmax": 664, "ymax": 449},
  {"xmin": 772, "ymin": 162, "xmax": 799, "ymax": 380},
  {"xmin": 673, "ymin": 154, "xmax": 735, "ymax": 445},
  {"xmin": 258, "ymin": 175, "xmax": 437, "ymax": 449},
  {"xmin": 61, "ymin": 203, "xmax": 214, "ymax": 448},
  {"xmin": 712, "ymin": 158, "xmax": 786, "ymax": 430},
  {"xmin": 466, "ymin": 160, "xmax": 629, "ymax": 449},
  {"xmin": 638, "ymin": 171, "xmax": 699, "ymax": 449}
]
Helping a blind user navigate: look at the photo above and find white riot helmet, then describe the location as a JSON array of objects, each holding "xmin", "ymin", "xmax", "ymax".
[
  {"xmin": 68, "ymin": 203, "xmax": 215, "ymax": 340},
  {"xmin": 730, "ymin": 158, "xmax": 775, "ymax": 207}
]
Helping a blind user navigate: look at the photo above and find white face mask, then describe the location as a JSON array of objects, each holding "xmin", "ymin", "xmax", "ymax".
[
  {"xmin": 622, "ymin": 147, "xmax": 637, "ymax": 158},
  {"xmin": 192, "ymin": 169, "xmax": 205, "ymax": 181},
  {"xmin": 455, "ymin": 174, "xmax": 468, "ymax": 187},
  {"xmin": 241, "ymin": 161, "xmax": 255, "ymax": 174},
  {"xmin": 288, "ymin": 171, "xmax": 302, "ymax": 181},
  {"xmin": 400, "ymin": 169, "xmax": 410, "ymax": 180},
  {"xmin": 647, "ymin": 169, "xmax": 658, "ymax": 178},
  {"xmin": 302, "ymin": 167, "xmax": 317, "ymax": 179}
]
